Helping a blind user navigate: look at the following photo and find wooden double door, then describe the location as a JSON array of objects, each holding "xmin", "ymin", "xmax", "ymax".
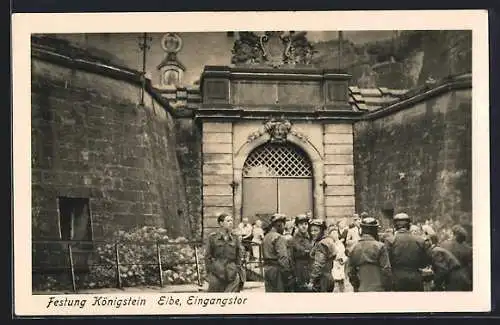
[{"xmin": 241, "ymin": 143, "xmax": 313, "ymax": 224}]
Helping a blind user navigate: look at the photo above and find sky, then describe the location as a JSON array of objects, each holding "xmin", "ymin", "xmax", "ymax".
[{"xmin": 306, "ymin": 31, "xmax": 395, "ymax": 43}]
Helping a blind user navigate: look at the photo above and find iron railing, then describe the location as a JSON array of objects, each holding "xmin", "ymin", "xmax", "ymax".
[{"xmin": 32, "ymin": 239, "xmax": 265, "ymax": 293}]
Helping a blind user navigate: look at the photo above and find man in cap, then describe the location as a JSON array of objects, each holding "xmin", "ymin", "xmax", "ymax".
[
  {"xmin": 287, "ymin": 214, "xmax": 313, "ymax": 292},
  {"xmin": 385, "ymin": 212, "xmax": 432, "ymax": 291},
  {"xmin": 261, "ymin": 213, "xmax": 294, "ymax": 292},
  {"xmin": 347, "ymin": 217, "xmax": 392, "ymax": 292},
  {"xmin": 305, "ymin": 219, "xmax": 337, "ymax": 292},
  {"xmin": 204, "ymin": 213, "xmax": 246, "ymax": 292}
]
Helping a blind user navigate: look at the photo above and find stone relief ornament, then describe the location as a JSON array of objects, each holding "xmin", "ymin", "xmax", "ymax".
[
  {"xmin": 231, "ymin": 31, "xmax": 316, "ymax": 67},
  {"xmin": 247, "ymin": 130, "xmax": 265, "ymax": 142},
  {"xmin": 260, "ymin": 31, "xmax": 290, "ymax": 68},
  {"xmin": 283, "ymin": 31, "xmax": 316, "ymax": 65},
  {"xmin": 290, "ymin": 130, "xmax": 308, "ymax": 142},
  {"xmin": 161, "ymin": 33, "xmax": 183, "ymax": 53},
  {"xmin": 264, "ymin": 118, "xmax": 292, "ymax": 143},
  {"xmin": 246, "ymin": 118, "xmax": 310, "ymax": 144}
]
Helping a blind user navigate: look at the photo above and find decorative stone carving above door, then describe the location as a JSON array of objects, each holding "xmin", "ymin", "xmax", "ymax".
[
  {"xmin": 231, "ymin": 31, "xmax": 316, "ymax": 67},
  {"xmin": 246, "ymin": 118, "xmax": 311, "ymax": 147}
]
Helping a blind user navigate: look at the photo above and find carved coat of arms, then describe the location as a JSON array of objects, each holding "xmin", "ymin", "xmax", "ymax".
[
  {"xmin": 231, "ymin": 31, "xmax": 316, "ymax": 67},
  {"xmin": 260, "ymin": 32, "xmax": 289, "ymax": 67}
]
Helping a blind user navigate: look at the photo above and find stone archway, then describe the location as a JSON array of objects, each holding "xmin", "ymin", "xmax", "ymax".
[{"xmin": 233, "ymin": 127, "xmax": 324, "ymax": 221}]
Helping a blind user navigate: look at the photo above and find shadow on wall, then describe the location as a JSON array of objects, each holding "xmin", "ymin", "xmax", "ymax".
[{"xmin": 353, "ymin": 84, "xmax": 472, "ymax": 226}]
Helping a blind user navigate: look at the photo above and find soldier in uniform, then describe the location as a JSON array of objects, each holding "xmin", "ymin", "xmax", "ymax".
[
  {"xmin": 305, "ymin": 219, "xmax": 337, "ymax": 292},
  {"xmin": 385, "ymin": 213, "xmax": 432, "ymax": 291},
  {"xmin": 204, "ymin": 213, "xmax": 246, "ymax": 292},
  {"xmin": 262, "ymin": 213, "xmax": 294, "ymax": 292},
  {"xmin": 426, "ymin": 232, "xmax": 472, "ymax": 291},
  {"xmin": 287, "ymin": 214, "xmax": 313, "ymax": 292},
  {"xmin": 348, "ymin": 217, "xmax": 392, "ymax": 292}
]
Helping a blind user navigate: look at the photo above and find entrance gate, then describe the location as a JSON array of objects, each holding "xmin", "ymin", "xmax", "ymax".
[{"xmin": 242, "ymin": 143, "xmax": 313, "ymax": 223}]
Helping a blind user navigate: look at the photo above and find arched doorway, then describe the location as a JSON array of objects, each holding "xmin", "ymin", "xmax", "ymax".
[{"xmin": 241, "ymin": 142, "xmax": 314, "ymax": 223}]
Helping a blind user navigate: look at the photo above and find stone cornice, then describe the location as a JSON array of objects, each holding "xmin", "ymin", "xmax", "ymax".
[
  {"xmin": 201, "ymin": 65, "xmax": 352, "ymax": 83},
  {"xmin": 195, "ymin": 108, "xmax": 364, "ymax": 122}
]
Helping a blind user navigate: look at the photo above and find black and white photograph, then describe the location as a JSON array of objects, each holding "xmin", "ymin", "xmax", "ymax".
[{"xmin": 13, "ymin": 10, "xmax": 490, "ymax": 315}]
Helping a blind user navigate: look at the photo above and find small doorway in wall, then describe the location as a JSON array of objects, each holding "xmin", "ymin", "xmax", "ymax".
[{"xmin": 58, "ymin": 197, "xmax": 93, "ymax": 272}]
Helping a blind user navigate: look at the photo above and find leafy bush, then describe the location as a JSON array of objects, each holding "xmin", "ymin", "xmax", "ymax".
[{"xmin": 80, "ymin": 226, "xmax": 205, "ymax": 289}]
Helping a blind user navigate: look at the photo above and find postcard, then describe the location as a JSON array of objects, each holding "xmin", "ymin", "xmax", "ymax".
[{"xmin": 12, "ymin": 10, "xmax": 490, "ymax": 316}]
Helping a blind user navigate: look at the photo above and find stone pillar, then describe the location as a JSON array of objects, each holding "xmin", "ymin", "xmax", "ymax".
[
  {"xmin": 323, "ymin": 123, "xmax": 356, "ymax": 221},
  {"xmin": 202, "ymin": 122, "xmax": 234, "ymax": 236}
]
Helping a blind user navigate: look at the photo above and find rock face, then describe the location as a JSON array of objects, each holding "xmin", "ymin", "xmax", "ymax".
[{"xmin": 312, "ymin": 30, "xmax": 472, "ymax": 89}]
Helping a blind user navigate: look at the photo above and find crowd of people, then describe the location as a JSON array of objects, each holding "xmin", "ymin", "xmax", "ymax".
[{"xmin": 203, "ymin": 211, "xmax": 473, "ymax": 293}]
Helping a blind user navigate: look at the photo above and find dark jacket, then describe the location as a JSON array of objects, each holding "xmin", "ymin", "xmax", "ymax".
[
  {"xmin": 348, "ymin": 234, "xmax": 392, "ymax": 292},
  {"xmin": 385, "ymin": 229, "xmax": 432, "ymax": 291},
  {"xmin": 262, "ymin": 229, "xmax": 292, "ymax": 271},
  {"xmin": 441, "ymin": 240, "xmax": 472, "ymax": 272},
  {"xmin": 309, "ymin": 235, "xmax": 337, "ymax": 292},
  {"xmin": 429, "ymin": 245, "xmax": 472, "ymax": 291},
  {"xmin": 204, "ymin": 230, "xmax": 245, "ymax": 283},
  {"xmin": 288, "ymin": 231, "xmax": 313, "ymax": 289},
  {"xmin": 440, "ymin": 239, "xmax": 473, "ymax": 290},
  {"xmin": 262, "ymin": 229, "xmax": 293, "ymax": 292}
]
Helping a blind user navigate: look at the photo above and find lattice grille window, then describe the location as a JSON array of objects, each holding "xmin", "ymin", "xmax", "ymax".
[{"xmin": 243, "ymin": 144, "xmax": 312, "ymax": 178}]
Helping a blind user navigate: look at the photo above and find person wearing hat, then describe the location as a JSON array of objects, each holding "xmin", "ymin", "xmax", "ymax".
[
  {"xmin": 347, "ymin": 217, "xmax": 392, "ymax": 292},
  {"xmin": 261, "ymin": 213, "xmax": 294, "ymax": 292},
  {"xmin": 287, "ymin": 214, "xmax": 313, "ymax": 292},
  {"xmin": 425, "ymin": 232, "xmax": 472, "ymax": 291},
  {"xmin": 204, "ymin": 213, "xmax": 246, "ymax": 292},
  {"xmin": 385, "ymin": 212, "xmax": 432, "ymax": 291},
  {"xmin": 305, "ymin": 219, "xmax": 337, "ymax": 292}
]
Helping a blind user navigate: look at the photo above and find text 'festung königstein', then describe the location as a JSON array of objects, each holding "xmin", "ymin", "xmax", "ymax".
[{"xmin": 46, "ymin": 296, "xmax": 147, "ymax": 309}]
